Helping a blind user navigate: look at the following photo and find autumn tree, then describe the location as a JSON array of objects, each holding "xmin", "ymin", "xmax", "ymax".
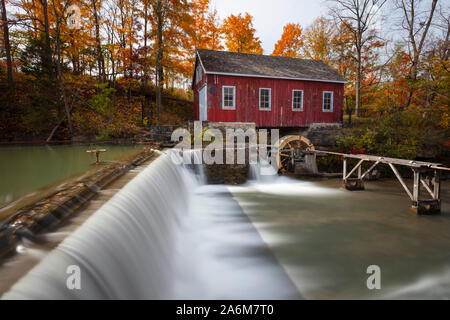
[
  {"xmin": 51, "ymin": 0, "xmax": 74, "ymax": 134},
  {"xmin": 180, "ymin": 0, "xmax": 223, "ymax": 78},
  {"xmin": 395, "ymin": 0, "xmax": 438, "ymax": 109},
  {"xmin": 104, "ymin": 0, "xmax": 120, "ymax": 84},
  {"xmin": 205, "ymin": 8, "xmax": 223, "ymax": 51},
  {"xmin": 146, "ymin": 0, "xmax": 190, "ymax": 118},
  {"xmin": 14, "ymin": 0, "xmax": 56, "ymax": 87},
  {"xmin": 329, "ymin": 0, "xmax": 387, "ymax": 116},
  {"xmin": 303, "ymin": 17, "xmax": 334, "ymax": 63},
  {"xmin": 222, "ymin": 12, "xmax": 262, "ymax": 54},
  {"xmin": 272, "ymin": 23, "xmax": 303, "ymax": 58},
  {"xmin": 1, "ymin": 0, "xmax": 13, "ymax": 86},
  {"xmin": 90, "ymin": 0, "xmax": 106, "ymax": 82},
  {"xmin": 65, "ymin": 1, "xmax": 92, "ymax": 75}
]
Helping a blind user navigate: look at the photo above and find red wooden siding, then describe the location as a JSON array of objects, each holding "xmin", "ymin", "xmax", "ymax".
[{"xmin": 193, "ymin": 67, "xmax": 344, "ymax": 127}]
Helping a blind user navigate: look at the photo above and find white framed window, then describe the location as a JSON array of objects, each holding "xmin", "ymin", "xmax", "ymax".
[
  {"xmin": 322, "ymin": 91, "xmax": 333, "ymax": 112},
  {"xmin": 196, "ymin": 65, "xmax": 202, "ymax": 84},
  {"xmin": 292, "ymin": 90, "xmax": 303, "ymax": 111},
  {"xmin": 259, "ymin": 88, "xmax": 271, "ymax": 110},
  {"xmin": 222, "ymin": 86, "xmax": 236, "ymax": 109}
]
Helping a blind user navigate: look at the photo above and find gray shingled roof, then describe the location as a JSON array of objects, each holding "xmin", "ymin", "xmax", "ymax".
[{"xmin": 196, "ymin": 49, "xmax": 347, "ymax": 83}]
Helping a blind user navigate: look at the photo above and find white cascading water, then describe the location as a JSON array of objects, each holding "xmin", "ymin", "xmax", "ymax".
[
  {"xmin": 248, "ymin": 158, "xmax": 277, "ymax": 182},
  {"xmin": 2, "ymin": 150, "xmax": 202, "ymax": 299},
  {"xmin": 2, "ymin": 150, "xmax": 304, "ymax": 300}
]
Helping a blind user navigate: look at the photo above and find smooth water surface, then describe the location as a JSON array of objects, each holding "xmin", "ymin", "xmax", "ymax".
[
  {"xmin": 0, "ymin": 144, "xmax": 144, "ymax": 207},
  {"xmin": 229, "ymin": 177, "xmax": 450, "ymax": 299}
]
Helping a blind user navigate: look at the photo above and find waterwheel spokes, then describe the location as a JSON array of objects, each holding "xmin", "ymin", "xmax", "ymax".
[{"xmin": 276, "ymin": 135, "xmax": 314, "ymax": 174}]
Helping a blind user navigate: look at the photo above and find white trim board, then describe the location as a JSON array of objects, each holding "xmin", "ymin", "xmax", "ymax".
[{"xmin": 205, "ymin": 71, "xmax": 347, "ymax": 84}]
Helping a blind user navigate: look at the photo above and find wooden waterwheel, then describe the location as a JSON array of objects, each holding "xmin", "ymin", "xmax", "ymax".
[{"xmin": 277, "ymin": 135, "xmax": 315, "ymax": 174}]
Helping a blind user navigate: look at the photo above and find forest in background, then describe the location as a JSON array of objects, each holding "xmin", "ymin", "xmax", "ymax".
[{"xmin": 0, "ymin": 0, "xmax": 448, "ymax": 161}]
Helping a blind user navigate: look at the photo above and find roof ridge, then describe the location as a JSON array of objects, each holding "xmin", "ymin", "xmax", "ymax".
[{"xmin": 196, "ymin": 48, "xmax": 324, "ymax": 64}]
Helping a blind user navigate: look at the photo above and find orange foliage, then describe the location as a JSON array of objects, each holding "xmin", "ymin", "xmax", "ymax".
[
  {"xmin": 179, "ymin": 0, "xmax": 224, "ymax": 77},
  {"xmin": 271, "ymin": 23, "xmax": 303, "ymax": 58},
  {"xmin": 303, "ymin": 17, "xmax": 334, "ymax": 63},
  {"xmin": 222, "ymin": 13, "xmax": 263, "ymax": 54}
]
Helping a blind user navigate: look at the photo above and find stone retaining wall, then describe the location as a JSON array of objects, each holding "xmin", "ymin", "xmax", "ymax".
[{"xmin": 279, "ymin": 123, "xmax": 342, "ymax": 149}]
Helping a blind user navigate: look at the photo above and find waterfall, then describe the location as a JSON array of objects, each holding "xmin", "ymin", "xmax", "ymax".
[
  {"xmin": 2, "ymin": 151, "xmax": 201, "ymax": 299},
  {"xmin": 248, "ymin": 163, "xmax": 261, "ymax": 181},
  {"xmin": 2, "ymin": 149, "xmax": 303, "ymax": 300},
  {"xmin": 248, "ymin": 158, "xmax": 278, "ymax": 182}
]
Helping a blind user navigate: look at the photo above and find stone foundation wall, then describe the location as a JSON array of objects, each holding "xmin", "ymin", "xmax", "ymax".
[
  {"xmin": 305, "ymin": 123, "xmax": 342, "ymax": 149},
  {"xmin": 149, "ymin": 125, "xmax": 179, "ymax": 143},
  {"xmin": 205, "ymin": 163, "xmax": 249, "ymax": 185},
  {"xmin": 278, "ymin": 123, "xmax": 342, "ymax": 149},
  {"xmin": 198, "ymin": 122, "xmax": 256, "ymax": 185}
]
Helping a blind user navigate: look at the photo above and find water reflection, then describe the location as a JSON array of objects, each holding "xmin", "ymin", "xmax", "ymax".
[{"xmin": 0, "ymin": 144, "xmax": 144, "ymax": 207}]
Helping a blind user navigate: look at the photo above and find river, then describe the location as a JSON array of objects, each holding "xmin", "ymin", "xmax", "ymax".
[
  {"xmin": 229, "ymin": 177, "xmax": 450, "ymax": 299},
  {"xmin": 0, "ymin": 144, "xmax": 145, "ymax": 210},
  {"xmin": 1, "ymin": 151, "xmax": 449, "ymax": 299}
]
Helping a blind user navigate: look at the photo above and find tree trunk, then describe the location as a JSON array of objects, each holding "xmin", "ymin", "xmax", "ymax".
[
  {"xmin": 52, "ymin": 1, "xmax": 72, "ymax": 135},
  {"xmin": 1, "ymin": 0, "xmax": 13, "ymax": 86},
  {"xmin": 143, "ymin": 1, "xmax": 148, "ymax": 86},
  {"xmin": 346, "ymin": 96, "xmax": 352, "ymax": 127},
  {"xmin": 355, "ymin": 49, "xmax": 361, "ymax": 117},
  {"xmin": 403, "ymin": 62, "xmax": 417, "ymax": 109},
  {"xmin": 92, "ymin": 0, "xmax": 105, "ymax": 82},
  {"xmin": 47, "ymin": 89, "xmax": 79, "ymax": 142},
  {"xmin": 141, "ymin": 2, "xmax": 149, "ymax": 124},
  {"xmin": 111, "ymin": 48, "xmax": 116, "ymax": 87},
  {"xmin": 155, "ymin": 0, "xmax": 163, "ymax": 119},
  {"xmin": 39, "ymin": 0, "xmax": 54, "ymax": 85},
  {"xmin": 401, "ymin": 0, "xmax": 438, "ymax": 109}
]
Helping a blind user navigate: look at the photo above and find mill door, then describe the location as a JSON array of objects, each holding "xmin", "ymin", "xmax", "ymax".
[{"xmin": 199, "ymin": 86, "xmax": 207, "ymax": 121}]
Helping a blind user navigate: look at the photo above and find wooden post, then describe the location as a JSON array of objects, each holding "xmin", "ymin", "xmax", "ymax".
[
  {"xmin": 412, "ymin": 168, "xmax": 441, "ymax": 215},
  {"xmin": 86, "ymin": 149, "xmax": 107, "ymax": 165},
  {"xmin": 434, "ymin": 169, "xmax": 440, "ymax": 200},
  {"xmin": 361, "ymin": 161, "xmax": 380, "ymax": 180},
  {"xmin": 389, "ymin": 163, "xmax": 413, "ymax": 200},
  {"xmin": 413, "ymin": 169, "xmax": 420, "ymax": 205},
  {"xmin": 343, "ymin": 157, "xmax": 347, "ymax": 182},
  {"xmin": 342, "ymin": 158, "xmax": 364, "ymax": 190}
]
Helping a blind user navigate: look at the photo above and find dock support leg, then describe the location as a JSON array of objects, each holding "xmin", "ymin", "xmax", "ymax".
[
  {"xmin": 342, "ymin": 158, "xmax": 365, "ymax": 191},
  {"xmin": 413, "ymin": 200, "xmax": 441, "ymax": 214},
  {"xmin": 434, "ymin": 169, "xmax": 441, "ymax": 201},
  {"xmin": 343, "ymin": 157, "xmax": 347, "ymax": 179},
  {"xmin": 412, "ymin": 169, "xmax": 420, "ymax": 207},
  {"xmin": 411, "ymin": 169, "xmax": 441, "ymax": 215},
  {"xmin": 343, "ymin": 178, "xmax": 365, "ymax": 190}
]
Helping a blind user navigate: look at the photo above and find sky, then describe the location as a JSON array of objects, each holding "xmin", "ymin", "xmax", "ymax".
[
  {"xmin": 211, "ymin": 0, "xmax": 445, "ymax": 55},
  {"xmin": 212, "ymin": 0, "xmax": 328, "ymax": 54}
]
